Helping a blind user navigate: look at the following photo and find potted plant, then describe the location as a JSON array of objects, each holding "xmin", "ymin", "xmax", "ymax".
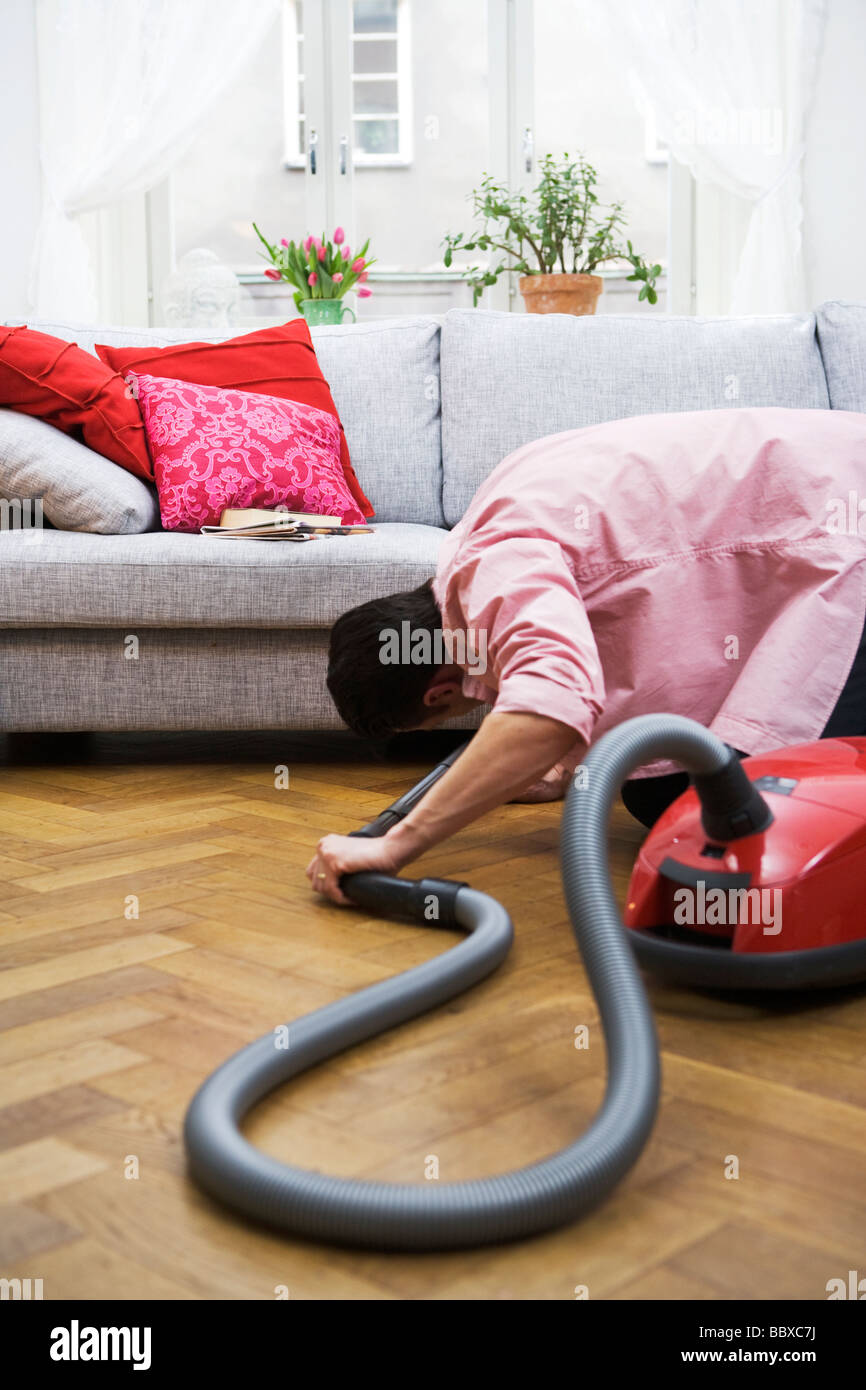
[
  {"xmin": 443, "ymin": 152, "xmax": 661, "ymax": 315},
  {"xmin": 252, "ymin": 224, "xmax": 376, "ymax": 324}
]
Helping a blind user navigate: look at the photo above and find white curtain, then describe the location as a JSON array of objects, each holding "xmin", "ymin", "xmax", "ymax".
[
  {"xmin": 599, "ymin": 0, "xmax": 828, "ymax": 314},
  {"xmin": 30, "ymin": 0, "xmax": 280, "ymax": 322}
]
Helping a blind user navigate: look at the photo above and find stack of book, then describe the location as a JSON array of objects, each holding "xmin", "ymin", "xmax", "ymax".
[{"xmin": 201, "ymin": 508, "xmax": 373, "ymax": 542}]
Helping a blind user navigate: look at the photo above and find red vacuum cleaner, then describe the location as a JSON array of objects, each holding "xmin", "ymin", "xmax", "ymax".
[{"xmin": 625, "ymin": 735, "xmax": 866, "ymax": 989}]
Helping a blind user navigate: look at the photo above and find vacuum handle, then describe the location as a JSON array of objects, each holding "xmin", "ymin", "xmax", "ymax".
[
  {"xmin": 340, "ymin": 871, "xmax": 422, "ymax": 916},
  {"xmin": 340, "ymin": 871, "xmax": 468, "ymax": 928}
]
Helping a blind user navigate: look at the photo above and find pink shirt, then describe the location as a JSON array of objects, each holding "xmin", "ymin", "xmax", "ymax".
[{"xmin": 432, "ymin": 407, "xmax": 866, "ymax": 780}]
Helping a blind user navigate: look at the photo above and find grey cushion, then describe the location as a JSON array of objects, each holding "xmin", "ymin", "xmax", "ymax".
[
  {"xmin": 0, "ymin": 409, "xmax": 159, "ymax": 535},
  {"xmin": 14, "ymin": 315, "xmax": 445, "ymax": 528},
  {"xmin": 816, "ymin": 300, "xmax": 866, "ymax": 411},
  {"xmin": 309, "ymin": 317, "xmax": 443, "ymax": 526},
  {"xmin": 0, "ymin": 522, "xmax": 446, "ymax": 628},
  {"xmin": 439, "ymin": 308, "xmax": 830, "ymax": 525}
]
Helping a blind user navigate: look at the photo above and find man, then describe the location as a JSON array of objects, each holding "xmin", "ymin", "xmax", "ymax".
[{"xmin": 307, "ymin": 406, "xmax": 866, "ymax": 904}]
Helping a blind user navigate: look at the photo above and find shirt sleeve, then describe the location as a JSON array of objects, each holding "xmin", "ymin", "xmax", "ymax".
[{"xmin": 445, "ymin": 536, "xmax": 606, "ymax": 745}]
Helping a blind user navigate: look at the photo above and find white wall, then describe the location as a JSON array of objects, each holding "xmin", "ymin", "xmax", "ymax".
[
  {"xmin": 803, "ymin": 0, "xmax": 866, "ymax": 306},
  {"xmin": 0, "ymin": 0, "xmax": 40, "ymax": 319}
]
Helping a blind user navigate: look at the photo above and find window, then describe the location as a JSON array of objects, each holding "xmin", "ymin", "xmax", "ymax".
[
  {"xmin": 284, "ymin": 0, "xmax": 412, "ymax": 169},
  {"xmin": 164, "ymin": 0, "xmax": 674, "ymax": 322}
]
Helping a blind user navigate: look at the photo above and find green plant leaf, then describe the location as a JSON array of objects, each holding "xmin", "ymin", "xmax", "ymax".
[{"xmin": 442, "ymin": 152, "xmax": 660, "ymax": 307}]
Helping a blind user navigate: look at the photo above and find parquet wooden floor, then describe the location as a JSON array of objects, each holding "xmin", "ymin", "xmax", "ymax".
[{"xmin": 1, "ymin": 729, "xmax": 864, "ymax": 1301}]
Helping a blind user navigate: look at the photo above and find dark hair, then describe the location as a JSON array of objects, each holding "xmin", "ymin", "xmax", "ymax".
[{"xmin": 327, "ymin": 579, "xmax": 443, "ymax": 738}]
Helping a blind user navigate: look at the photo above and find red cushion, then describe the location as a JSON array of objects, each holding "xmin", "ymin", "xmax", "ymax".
[
  {"xmin": 0, "ymin": 325, "xmax": 152, "ymax": 480},
  {"xmin": 133, "ymin": 372, "xmax": 366, "ymax": 532},
  {"xmin": 96, "ymin": 319, "xmax": 374, "ymax": 518}
]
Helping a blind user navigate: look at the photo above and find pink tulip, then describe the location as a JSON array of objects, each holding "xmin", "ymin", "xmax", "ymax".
[
  {"xmin": 351, "ymin": 257, "xmax": 365, "ymax": 272},
  {"xmin": 333, "ymin": 227, "xmax": 345, "ymax": 245},
  {"xmin": 358, "ymin": 271, "xmax": 368, "ymax": 282},
  {"xmin": 280, "ymin": 238, "xmax": 289, "ymax": 247},
  {"xmin": 358, "ymin": 286, "xmax": 372, "ymax": 298},
  {"xmin": 303, "ymin": 235, "xmax": 314, "ymax": 252},
  {"xmin": 332, "ymin": 272, "xmax": 344, "ymax": 283},
  {"xmin": 342, "ymin": 246, "xmax": 351, "ymax": 259},
  {"xmin": 264, "ymin": 267, "xmax": 282, "ymax": 281},
  {"xmin": 317, "ymin": 245, "xmax": 326, "ymax": 261},
  {"xmin": 307, "ymin": 272, "xmax": 318, "ymax": 286}
]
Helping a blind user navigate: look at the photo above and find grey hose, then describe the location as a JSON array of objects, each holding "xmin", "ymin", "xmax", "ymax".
[{"xmin": 184, "ymin": 714, "xmax": 733, "ymax": 1250}]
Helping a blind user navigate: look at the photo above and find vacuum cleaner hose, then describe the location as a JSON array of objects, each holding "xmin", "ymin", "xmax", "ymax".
[{"xmin": 184, "ymin": 714, "xmax": 734, "ymax": 1249}]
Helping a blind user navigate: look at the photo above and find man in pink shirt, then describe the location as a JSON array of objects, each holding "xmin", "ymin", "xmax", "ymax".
[{"xmin": 308, "ymin": 406, "xmax": 866, "ymax": 903}]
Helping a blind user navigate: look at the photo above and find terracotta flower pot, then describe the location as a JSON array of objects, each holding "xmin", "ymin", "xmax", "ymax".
[{"xmin": 519, "ymin": 272, "xmax": 603, "ymax": 316}]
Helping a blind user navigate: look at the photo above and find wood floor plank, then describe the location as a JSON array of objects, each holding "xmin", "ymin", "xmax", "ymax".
[
  {"xmin": 0, "ymin": 1085, "xmax": 128, "ymax": 1153},
  {"xmin": 0, "ymin": 935, "xmax": 193, "ymax": 1002},
  {"xmin": 0, "ymin": 999, "xmax": 165, "ymax": 1064},
  {"xmin": 0, "ymin": 1138, "xmax": 108, "ymax": 1203},
  {"xmin": 13, "ymin": 842, "xmax": 229, "ymax": 894},
  {"xmin": 8, "ymin": 1237, "xmax": 197, "ymax": 1300},
  {"xmin": 0, "ymin": 1038, "xmax": 149, "ymax": 1108},
  {"xmin": 35, "ymin": 1166, "xmax": 398, "ymax": 1300},
  {"xmin": 0, "ymin": 1203, "xmax": 80, "ymax": 1264}
]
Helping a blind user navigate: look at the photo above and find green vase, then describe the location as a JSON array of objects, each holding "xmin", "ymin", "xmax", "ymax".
[{"xmin": 300, "ymin": 299, "xmax": 356, "ymax": 326}]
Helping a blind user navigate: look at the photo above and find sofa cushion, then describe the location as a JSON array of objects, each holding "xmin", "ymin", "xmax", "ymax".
[
  {"xmin": 306, "ymin": 317, "xmax": 443, "ymax": 525},
  {"xmin": 440, "ymin": 308, "xmax": 830, "ymax": 525},
  {"xmin": 0, "ymin": 324, "xmax": 152, "ymax": 479},
  {"xmin": 16, "ymin": 315, "xmax": 445, "ymax": 527},
  {"xmin": 0, "ymin": 522, "xmax": 446, "ymax": 628},
  {"xmin": 0, "ymin": 409, "xmax": 159, "ymax": 535},
  {"xmin": 816, "ymin": 300, "xmax": 866, "ymax": 411},
  {"xmin": 132, "ymin": 372, "xmax": 363, "ymax": 531}
]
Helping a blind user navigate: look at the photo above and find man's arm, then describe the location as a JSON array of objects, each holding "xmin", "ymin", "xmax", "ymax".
[
  {"xmin": 388, "ymin": 710, "xmax": 581, "ymax": 857},
  {"xmin": 308, "ymin": 535, "xmax": 602, "ymax": 903},
  {"xmin": 306, "ymin": 710, "xmax": 582, "ymax": 903}
]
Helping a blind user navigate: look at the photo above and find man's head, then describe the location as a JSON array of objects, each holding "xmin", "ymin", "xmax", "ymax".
[{"xmin": 327, "ymin": 579, "xmax": 480, "ymax": 739}]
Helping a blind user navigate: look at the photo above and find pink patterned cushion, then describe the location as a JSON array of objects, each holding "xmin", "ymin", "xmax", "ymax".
[{"xmin": 131, "ymin": 372, "xmax": 365, "ymax": 532}]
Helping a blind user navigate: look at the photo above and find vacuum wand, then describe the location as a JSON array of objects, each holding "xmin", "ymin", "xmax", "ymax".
[{"xmin": 347, "ymin": 738, "xmax": 472, "ymax": 840}]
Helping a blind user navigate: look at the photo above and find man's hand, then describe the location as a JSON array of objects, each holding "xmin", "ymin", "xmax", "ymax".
[
  {"xmin": 307, "ymin": 712, "xmax": 582, "ymax": 904},
  {"xmin": 509, "ymin": 763, "xmax": 572, "ymax": 804},
  {"xmin": 306, "ymin": 832, "xmax": 402, "ymax": 906}
]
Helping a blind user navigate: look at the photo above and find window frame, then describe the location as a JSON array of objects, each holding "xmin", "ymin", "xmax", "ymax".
[{"xmin": 283, "ymin": 0, "xmax": 412, "ymax": 171}]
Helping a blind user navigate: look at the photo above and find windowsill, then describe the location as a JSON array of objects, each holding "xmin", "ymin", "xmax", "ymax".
[
  {"xmin": 236, "ymin": 266, "xmax": 667, "ymax": 286},
  {"xmin": 283, "ymin": 156, "xmax": 413, "ymax": 171},
  {"xmin": 236, "ymin": 268, "xmax": 469, "ymax": 285}
]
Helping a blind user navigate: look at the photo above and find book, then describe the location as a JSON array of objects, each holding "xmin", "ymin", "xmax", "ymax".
[
  {"xmin": 222, "ymin": 508, "xmax": 345, "ymax": 528},
  {"xmin": 200, "ymin": 506, "xmax": 373, "ymax": 540}
]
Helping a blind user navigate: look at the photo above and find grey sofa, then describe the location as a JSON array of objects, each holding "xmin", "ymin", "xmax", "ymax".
[{"xmin": 2, "ymin": 302, "xmax": 865, "ymax": 733}]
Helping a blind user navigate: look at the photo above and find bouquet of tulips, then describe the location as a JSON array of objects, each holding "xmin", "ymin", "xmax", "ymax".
[{"xmin": 252, "ymin": 223, "xmax": 374, "ymax": 311}]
